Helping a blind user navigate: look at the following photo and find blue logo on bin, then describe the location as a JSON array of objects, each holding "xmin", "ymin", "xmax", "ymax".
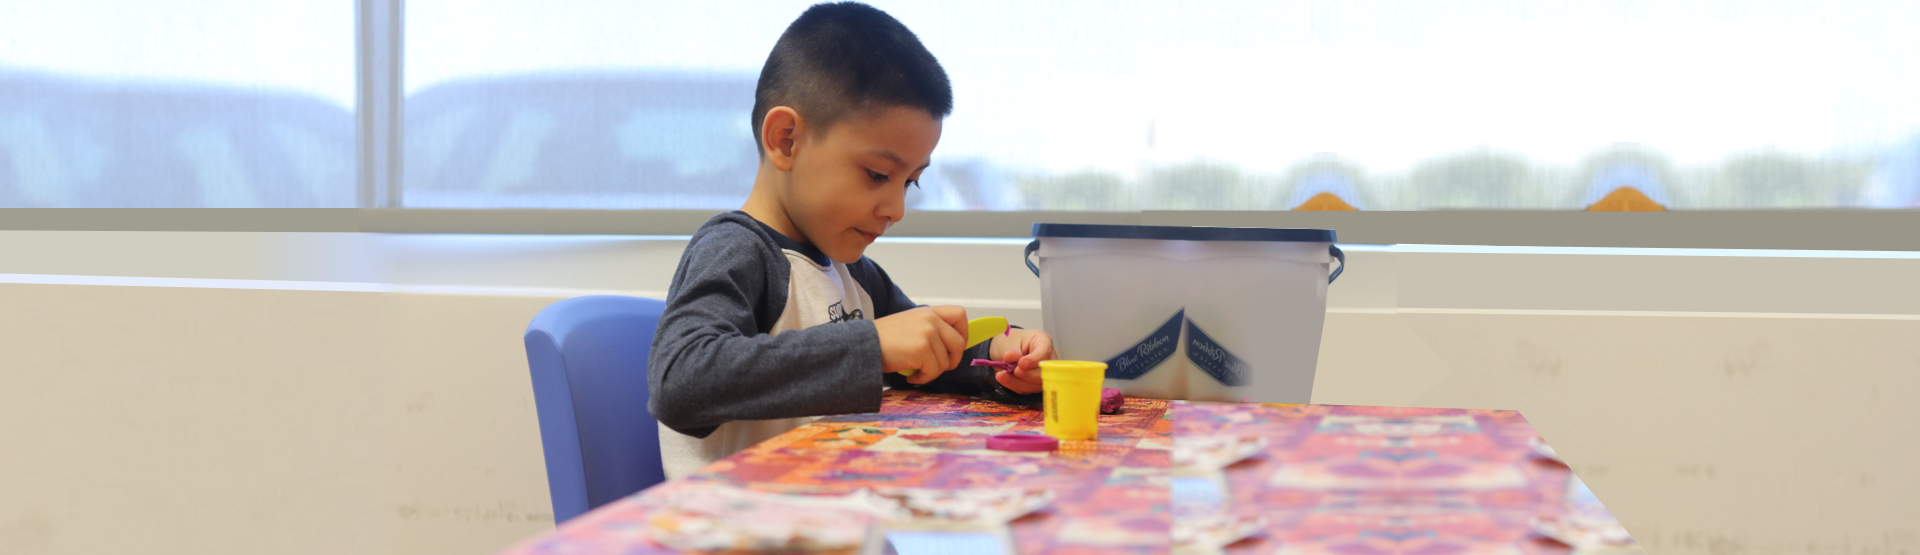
[
  {"xmin": 1185, "ymin": 319, "xmax": 1250, "ymax": 386},
  {"xmin": 1102, "ymin": 309, "xmax": 1183, "ymax": 380}
]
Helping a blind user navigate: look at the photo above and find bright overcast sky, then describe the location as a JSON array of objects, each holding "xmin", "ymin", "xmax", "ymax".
[{"xmin": 5, "ymin": 0, "xmax": 1918, "ymax": 174}]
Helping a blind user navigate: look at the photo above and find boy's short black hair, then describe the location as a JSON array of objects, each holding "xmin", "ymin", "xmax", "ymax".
[{"xmin": 751, "ymin": 2, "xmax": 952, "ymax": 152}]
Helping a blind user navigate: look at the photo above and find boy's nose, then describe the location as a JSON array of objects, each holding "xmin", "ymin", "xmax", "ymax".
[{"xmin": 877, "ymin": 190, "xmax": 906, "ymax": 222}]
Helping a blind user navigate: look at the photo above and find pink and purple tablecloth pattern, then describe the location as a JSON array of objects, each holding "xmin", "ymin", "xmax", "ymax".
[
  {"xmin": 500, "ymin": 390, "xmax": 1172, "ymax": 555},
  {"xmin": 497, "ymin": 392, "xmax": 1638, "ymax": 555},
  {"xmin": 1173, "ymin": 402, "xmax": 1638, "ymax": 555}
]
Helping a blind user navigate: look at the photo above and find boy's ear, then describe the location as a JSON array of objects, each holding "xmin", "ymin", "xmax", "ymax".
[{"xmin": 761, "ymin": 106, "xmax": 802, "ymax": 172}]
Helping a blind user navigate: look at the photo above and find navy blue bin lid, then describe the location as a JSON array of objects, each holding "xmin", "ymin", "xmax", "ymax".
[{"xmin": 1031, "ymin": 223, "xmax": 1336, "ymax": 243}]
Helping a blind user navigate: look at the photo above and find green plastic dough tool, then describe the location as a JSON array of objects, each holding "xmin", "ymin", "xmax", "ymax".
[{"xmin": 898, "ymin": 316, "xmax": 1008, "ymax": 376}]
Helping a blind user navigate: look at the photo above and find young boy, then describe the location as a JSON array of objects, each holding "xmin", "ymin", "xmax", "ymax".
[{"xmin": 647, "ymin": 2, "xmax": 1055, "ymax": 480}]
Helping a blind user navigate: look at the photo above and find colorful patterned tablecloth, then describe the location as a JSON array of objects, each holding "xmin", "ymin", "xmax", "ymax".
[
  {"xmin": 498, "ymin": 392, "xmax": 1639, "ymax": 555},
  {"xmin": 1171, "ymin": 402, "xmax": 1640, "ymax": 555}
]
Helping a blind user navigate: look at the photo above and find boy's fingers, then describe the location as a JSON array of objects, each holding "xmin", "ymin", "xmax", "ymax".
[
  {"xmin": 1017, "ymin": 332, "xmax": 1054, "ymax": 380},
  {"xmin": 1024, "ymin": 332, "xmax": 1055, "ymax": 360},
  {"xmin": 1010, "ymin": 369, "xmax": 1043, "ymax": 389},
  {"xmin": 912, "ymin": 359, "xmax": 944, "ymax": 384},
  {"xmin": 927, "ymin": 332, "xmax": 952, "ymax": 377},
  {"xmin": 1016, "ymin": 353, "xmax": 1042, "ymax": 372},
  {"xmin": 1015, "ymin": 353, "xmax": 1048, "ymax": 382},
  {"xmin": 909, "ymin": 345, "xmax": 942, "ymax": 384},
  {"xmin": 1014, "ymin": 361, "xmax": 1042, "ymax": 384},
  {"xmin": 927, "ymin": 305, "xmax": 968, "ymax": 330},
  {"xmin": 936, "ymin": 317, "xmax": 966, "ymax": 363},
  {"xmin": 1006, "ymin": 351, "xmax": 1036, "ymax": 382},
  {"xmin": 996, "ymin": 370, "xmax": 1042, "ymax": 394}
]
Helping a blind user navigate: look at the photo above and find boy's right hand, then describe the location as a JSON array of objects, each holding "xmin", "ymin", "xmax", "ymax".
[{"xmin": 875, "ymin": 305, "xmax": 968, "ymax": 384}]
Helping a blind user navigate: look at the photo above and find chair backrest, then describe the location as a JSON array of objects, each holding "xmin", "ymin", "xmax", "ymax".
[{"xmin": 524, "ymin": 295, "xmax": 668, "ymax": 523}]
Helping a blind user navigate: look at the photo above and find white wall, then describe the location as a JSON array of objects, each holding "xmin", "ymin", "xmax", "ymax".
[
  {"xmin": 2, "ymin": 231, "xmax": 1916, "ymax": 555},
  {"xmin": 0, "ymin": 282, "xmax": 561, "ymax": 554}
]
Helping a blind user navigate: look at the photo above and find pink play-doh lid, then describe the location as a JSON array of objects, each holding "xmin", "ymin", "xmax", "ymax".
[{"xmin": 986, "ymin": 433, "xmax": 1060, "ymax": 452}]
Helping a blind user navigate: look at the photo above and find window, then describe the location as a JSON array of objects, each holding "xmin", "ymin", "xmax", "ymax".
[
  {"xmin": 0, "ymin": 1, "xmax": 355, "ymax": 208},
  {"xmin": 7, "ymin": 1, "xmax": 1917, "ymax": 211},
  {"xmin": 403, "ymin": 0, "xmax": 1920, "ymax": 211}
]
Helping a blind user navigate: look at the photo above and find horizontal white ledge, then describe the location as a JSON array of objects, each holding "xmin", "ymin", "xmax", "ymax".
[
  {"xmin": 0, "ymin": 273, "xmax": 669, "ymax": 300},
  {"xmin": 0, "ymin": 274, "xmax": 1035, "ymax": 310},
  {"xmin": 389, "ymin": 285, "xmax": 666, "ymax": 299},
  {"xmin": 1395, "ymin": 244, "xmax": 1920, "ymax": 259},
  {"xmin": 877, "ymin": 237, "xmax": 1033, "ymax": 246},
  {"xmin": 11, "ymin": 272, "xmax": 1904, "ymax": 318},
  {"xmin": 1327, "ymin": 308, "xmax": 1401, "ymax": 315},
  {"xmin": 1395, "ymin": 307, "xmax": 1920, "ymax": 320},
  {"xmin": 0, "ymin": 273, "xmax": 391, "ymax": 292},
  {"xmin": 909, "ymin": 298, "xmax": 1044, "ymax": 310}
]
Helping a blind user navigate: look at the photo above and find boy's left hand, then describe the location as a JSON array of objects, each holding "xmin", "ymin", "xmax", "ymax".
[{"xmin": 990, "ymin": 329, "xmax": 1054, "ymax": 394}]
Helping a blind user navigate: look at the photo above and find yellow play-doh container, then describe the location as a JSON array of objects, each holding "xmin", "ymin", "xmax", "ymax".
[{"xmin": 1041, "ymin": 360, "xmax": 1106, "ymax": 440}]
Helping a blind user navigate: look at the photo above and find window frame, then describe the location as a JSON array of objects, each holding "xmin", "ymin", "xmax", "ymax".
[{"xmin": 358, "ymin": 0, "xmax": 403, "ymax": 208}]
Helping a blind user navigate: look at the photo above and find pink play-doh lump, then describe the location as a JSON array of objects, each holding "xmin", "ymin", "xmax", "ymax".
[{"xmin": 1100, "ymin": 388, "xmax": 1124, "ymax": 414}]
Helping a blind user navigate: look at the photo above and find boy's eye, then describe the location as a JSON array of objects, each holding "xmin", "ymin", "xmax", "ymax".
[
  {"xmin": 867, "ymin": 170, "xmax": 889, "ymax": 183},
  {"xmin": 905, "ymin": 179, "xmax": 921, "ymax": 189}
]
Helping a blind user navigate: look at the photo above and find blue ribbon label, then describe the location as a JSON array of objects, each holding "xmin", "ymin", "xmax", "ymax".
[
  {"xmin": 1103, "ymin": 308, "xmax": 1184, "ymax": 380},
  {"xmin": 1185, "ymin": 319, "xmax": 1250, "ymax": 386}
]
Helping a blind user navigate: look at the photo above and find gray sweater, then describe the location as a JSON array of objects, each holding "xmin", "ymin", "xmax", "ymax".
[{"xmin": 647, "ymin": 212, "xmax": 1035, "ymax": 441}]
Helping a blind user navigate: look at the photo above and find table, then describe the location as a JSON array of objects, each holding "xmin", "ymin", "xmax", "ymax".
[
  {"xmin": 1172, "ymin": 402, "xmax": 1639, "ymax": 555},
  {"xmin": 498, "ymin": 391, "xmax": 1639, "ymax": 555}
]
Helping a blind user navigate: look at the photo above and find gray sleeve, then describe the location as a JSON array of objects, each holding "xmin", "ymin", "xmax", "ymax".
[{"xmin": 647, "ymin": 224, "xmax": 884, "ymax": 438}]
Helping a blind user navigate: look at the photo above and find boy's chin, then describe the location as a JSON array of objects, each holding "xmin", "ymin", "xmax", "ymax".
[{"xmin": 821, "ymin": 242, "xmax": 869, "ymax": 265}]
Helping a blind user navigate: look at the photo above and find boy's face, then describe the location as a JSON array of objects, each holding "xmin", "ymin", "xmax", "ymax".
[{"xmin": 784, "ymin": 106, "xmax": 941, "ymax": 264}]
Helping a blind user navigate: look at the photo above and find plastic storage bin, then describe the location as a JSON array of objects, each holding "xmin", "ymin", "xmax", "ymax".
[{"xmin": 1024, "ymin": 224, "xmax": 1344, "ymax": 403}]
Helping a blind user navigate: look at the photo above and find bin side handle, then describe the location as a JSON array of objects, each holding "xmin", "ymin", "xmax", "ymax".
[
  {"xmin": 1329, "ymin": 245, "xmax": 1346, "ymax": 284},
  {"xmin": 1024, "ymin": 240, "xmax": 1041, "ymax": 277}
]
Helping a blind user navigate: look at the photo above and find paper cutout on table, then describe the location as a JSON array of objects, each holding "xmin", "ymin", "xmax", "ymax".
[
  {"xmin": 1173, "ymin": 514, "xmax": 1265, "ymax": 555},
  {"xmin": 873, "ymin": 487, "xmax": 1053, "ymax": 523},
  {"xmin": 1170, "ymin": 469, "xmax": 1263, "ymax": 554},
  {"xmin": 645, "ymin": 484, "xmax": 1053, "ymax": 553},
  {"xmin": 1055, "ymin": 517, "xmax": 1170, "ymax": 548},
  {"xmin": 874, "ymin": 529, "xmax": 1013, "ymax": 555},
  {"xmin": 1171, "ymin": 435, "xmax": 1266, "ymax": 471},
  {"xmin": 1532, "ymin": 476, "xmax": 1644, "ymax": 555},
  {"xmin": 644, "ymin": 484, "xmax": 900, "ymax": 552},
  {"xmin": 1315, "ymin": 414, "xmax": 1481, "ymax": 435}
]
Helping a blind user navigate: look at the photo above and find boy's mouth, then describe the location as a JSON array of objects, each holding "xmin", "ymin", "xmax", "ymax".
[{"xmin": 855, "ymin": 229, "xmax": 881, "ymax": 242}]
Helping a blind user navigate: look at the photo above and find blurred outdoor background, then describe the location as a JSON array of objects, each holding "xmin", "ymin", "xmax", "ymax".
[{"xmin": 3, "ymin": 0, "xmax": 1917, "ymax": 210}]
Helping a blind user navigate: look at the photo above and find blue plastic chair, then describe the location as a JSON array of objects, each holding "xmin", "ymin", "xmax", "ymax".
[{"xmin": 524, "ymin": 295, "xmax": 668, "ymax": 523}]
